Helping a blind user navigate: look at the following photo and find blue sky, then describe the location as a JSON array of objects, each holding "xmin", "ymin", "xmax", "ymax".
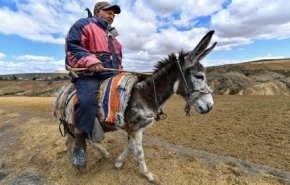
[{"xmin": 0, "ymin": 0, "xmax": 289, "ymax": 74}]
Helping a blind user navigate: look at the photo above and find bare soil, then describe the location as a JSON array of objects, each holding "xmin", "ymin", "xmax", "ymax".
[{"xmin": 0, "ymin": 96, "xmax": 289, "ymax": 185}]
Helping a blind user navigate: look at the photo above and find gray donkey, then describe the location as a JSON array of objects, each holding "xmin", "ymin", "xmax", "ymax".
[{"xmin": 54, "ymin": 30, "xmax": 217, "ymax": 184}]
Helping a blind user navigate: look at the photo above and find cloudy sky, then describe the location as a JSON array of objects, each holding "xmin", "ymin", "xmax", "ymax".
[{"xmin": 0, "ymin": 0, "xmax": 290, "ymax": 74}]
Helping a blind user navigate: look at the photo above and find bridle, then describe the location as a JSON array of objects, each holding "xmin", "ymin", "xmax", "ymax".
[
  {"xmin": 176, "ymin": 59, "xmax": 212, "ymax": 116},
  {"xmin": 152, "ymin": 59, "xmax": 212, "ymax": 120}
]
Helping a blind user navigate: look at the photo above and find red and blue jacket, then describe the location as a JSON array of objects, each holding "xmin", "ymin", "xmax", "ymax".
[{"xmin": 65, "ymin": 16, "xmax": 122, "ymax": 79}]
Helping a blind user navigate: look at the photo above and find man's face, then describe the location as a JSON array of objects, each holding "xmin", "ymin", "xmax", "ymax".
[{"xmin": 96, "ymin": 9, "xmax": 115, "ymax": 24}]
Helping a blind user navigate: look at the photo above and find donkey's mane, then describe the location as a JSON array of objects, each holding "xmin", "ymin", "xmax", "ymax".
[
  {"xmin": 153, "ymin": 50, "xmax": 189, "ymax": 76},
  {"xmin": 138, "ymin": 50, "xmax": 189, "ymax": 89}
]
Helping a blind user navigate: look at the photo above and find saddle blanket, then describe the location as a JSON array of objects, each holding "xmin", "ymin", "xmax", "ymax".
[
  {"xmin": 54, "ymin": 73, "xmax": 138, "ymax": 128},
  {"xmin": 98, "ymin": 73, "xmax": 138, "ymax": 127}
]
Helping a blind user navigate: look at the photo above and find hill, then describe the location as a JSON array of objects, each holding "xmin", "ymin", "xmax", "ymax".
[
  {"xmin": 206, "ymin": 58, "xmax": 290, "ymax": 95},
  {"xmin": 0, "ymin": 58, "xmax": 289, "ymax": 96}
]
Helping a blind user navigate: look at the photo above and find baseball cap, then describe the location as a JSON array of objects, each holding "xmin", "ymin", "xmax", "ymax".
[{"xmin": 94, "ymin": 1, "xmax": 121, "ymax": 14}]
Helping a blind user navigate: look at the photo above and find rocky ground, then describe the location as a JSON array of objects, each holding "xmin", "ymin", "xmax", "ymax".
[{"xmin": 206, "ymin": 59, "xmax": 290, "ymax": 95}]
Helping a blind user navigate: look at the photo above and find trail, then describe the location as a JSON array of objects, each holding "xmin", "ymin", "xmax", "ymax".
[{"xmin": 143, "ymin": 135, "xmax": 290, "ymax": 182}]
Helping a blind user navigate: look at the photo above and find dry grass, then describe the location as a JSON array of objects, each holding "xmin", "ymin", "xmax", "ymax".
[
  {"xmin": 147, "ymin": 95, "xmax": 290, "ymax": 171},
  {"xmin": 236, "ymin": 59, "xmax": 290, "ymax": 71},
  {"xmin": 0, "ymin": 95, "xmax": 289, "ymax": 185}
]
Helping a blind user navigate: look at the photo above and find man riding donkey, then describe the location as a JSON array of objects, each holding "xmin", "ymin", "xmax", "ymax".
[{"xmin": 65, "ymin": 1, "xmax": 122, "ymax": 168}]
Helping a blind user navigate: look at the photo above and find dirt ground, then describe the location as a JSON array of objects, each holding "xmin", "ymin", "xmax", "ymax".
[{"xmin": 0, "ymin": 95, "xmax": 289, "ymax": 185}]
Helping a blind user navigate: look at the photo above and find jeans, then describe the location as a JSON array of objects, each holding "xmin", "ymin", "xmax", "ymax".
[{"xmin": 74, "ymin": 75, "xmax": 100, "ymax": 133}]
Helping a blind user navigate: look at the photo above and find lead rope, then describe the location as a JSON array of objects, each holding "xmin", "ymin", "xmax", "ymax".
[{"xmin": 152, "ymin": 77, "xmax": 167, "ymax": 121}]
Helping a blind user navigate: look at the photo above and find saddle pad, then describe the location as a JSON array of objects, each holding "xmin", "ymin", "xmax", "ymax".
[
  {"xmin": 98, "ymin": 73, "xmax": 138, "ymax": 127},
  {"xmin": 54, "ymin": 73, "xmax": 138, "ymax": 129},
  {"xmin": 53, "ymin": 82, "xmax": 75, "ymax": 121}
]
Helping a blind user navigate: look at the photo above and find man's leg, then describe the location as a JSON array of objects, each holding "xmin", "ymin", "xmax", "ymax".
[{"xmin": 72, "ymin": 75, "xmax": 100, "ymax": 168}]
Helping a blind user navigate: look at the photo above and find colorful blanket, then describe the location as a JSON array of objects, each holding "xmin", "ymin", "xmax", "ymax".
[
  {"xmin": 98, "ymin": 73, "xmax": 138, "ymax": 127},
  {"xmin": 54, "ymin": 73, "xmax": 138, "ymax": 129}
]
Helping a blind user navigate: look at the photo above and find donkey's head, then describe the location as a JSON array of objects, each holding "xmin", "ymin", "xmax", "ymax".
[{"xmin": 176, "ymin": 30, "xmax": 217, "ymax": 114}]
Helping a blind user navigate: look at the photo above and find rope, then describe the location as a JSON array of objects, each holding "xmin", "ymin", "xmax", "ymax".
[{"xmin": 152, "ymin": 78, "xmax": 167, "ymax": 121}]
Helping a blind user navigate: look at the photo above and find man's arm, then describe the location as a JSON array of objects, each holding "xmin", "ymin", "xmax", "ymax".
[{"xmin": 65, "ymin": 19, "xmax": 103, "ymax": 71}]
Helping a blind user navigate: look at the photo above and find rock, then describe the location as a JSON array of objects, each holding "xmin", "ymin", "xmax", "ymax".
[
  {"xmin": 0, "ymin": 170, "xmax": 9, "ymax": 181},
  {"xmin": 12, "ymin": 170, "xmax": 43, "ymax": 185},
  {"xmin": 238, "ymin": 81, "xmax": 289, "ymax": 95}
]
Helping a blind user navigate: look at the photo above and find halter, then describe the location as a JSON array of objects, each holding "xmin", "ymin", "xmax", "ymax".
[
  {"xmin": 176, "ymin": 59, "xmax": 191, "ymax": 97},
  {"xmin": 152, "ymin": 59, "xmax": 212, "ymax": 120},
  {"xmin": 176, "ymin": 59, "xmax": 212, "ymax": 116}
]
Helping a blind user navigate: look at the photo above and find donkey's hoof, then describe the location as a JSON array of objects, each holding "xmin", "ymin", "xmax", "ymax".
[
  {"xmin": 114, "ymin": 161, "xmax": 123, "ymax": 170},
  {"xmin": 104, "ymin": 155, "xmax": 113, "ymax": 162},
  {"xmin": 148, "ymin": 174, "xmax": 161, "ymax": 185}
]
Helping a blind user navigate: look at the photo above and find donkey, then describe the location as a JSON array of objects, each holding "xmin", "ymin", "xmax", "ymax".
[{"xmin": 54, "ymin": 30, "xmax": 216, "ymax": 184}]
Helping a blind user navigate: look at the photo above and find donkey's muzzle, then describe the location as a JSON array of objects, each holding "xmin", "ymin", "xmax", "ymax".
[
  {"xmin": 194, "ymin": 94, "xmax": 214, "ymax": 114},
  {"xmin": 197, "ymin": 102, "xmax": 213, "ymax": 114}
]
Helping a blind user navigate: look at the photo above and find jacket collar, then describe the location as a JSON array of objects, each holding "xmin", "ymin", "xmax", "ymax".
[{"xmin": 92, "ymin": 16, "xmax": 109, "ymax": 31}]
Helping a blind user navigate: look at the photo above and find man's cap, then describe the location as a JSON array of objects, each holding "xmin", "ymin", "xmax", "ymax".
[{"xmin": 94, "ymin": 1, "xmax": 121, "ymax": 14}]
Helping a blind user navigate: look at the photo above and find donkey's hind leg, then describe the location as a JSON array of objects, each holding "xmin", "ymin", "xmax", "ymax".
[
  {"xmin": 64, "ymin": 133, "xmax": 74, "ymax": 152},
  {"xmin": 88, "ymin": 140, "xmax": 113, "ymax": 162},
  {"xmin": 132, "ymin": 130, "xmax": 160, "ymax": 184},
  {"xmin": 115, "ymin": 135, "xmax": 134, "ymax": 169}
]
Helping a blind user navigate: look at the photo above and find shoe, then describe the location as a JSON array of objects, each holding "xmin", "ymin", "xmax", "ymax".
[{"xmin": 72, "ymin": 147, "xmax": 87, "ymax": 168}]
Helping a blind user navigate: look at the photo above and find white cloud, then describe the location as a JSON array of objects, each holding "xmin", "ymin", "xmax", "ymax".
[
  {"xmin": 0, "ymin": 0, "xmax": 290, "ymax": 74},
  {"xmin": 0, "ymin": 53, "xmax": 6, "ymax": 59},
  {"xmin": 0, "ymin": 0, "xmax": 85, "ymax": 44},
  {"xmin": 211, "ymin": 0, "xmax": 290, "ymax": 44},
  {"xmin": 0, "ymin": 54, "xmax": 64, "ymax": 74},
  {"xmin": 15, "ymin": 55, "xmax": 55, "ymax": 61}
]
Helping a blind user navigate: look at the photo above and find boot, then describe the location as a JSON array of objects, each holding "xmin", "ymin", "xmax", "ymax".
[{"xmin": 72, "ymin": 132, "xmax": 87, "ymax": 168}]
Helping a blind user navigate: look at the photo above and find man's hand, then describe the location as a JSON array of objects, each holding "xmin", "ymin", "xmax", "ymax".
[{"xmin": 88, "ymin": 63, "xmax": 104, "ymax": 72}]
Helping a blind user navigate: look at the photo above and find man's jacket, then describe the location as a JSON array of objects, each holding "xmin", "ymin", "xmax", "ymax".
[{"xmin": 65, "ymin": 16, "xmax": 122, "ymax": 79}]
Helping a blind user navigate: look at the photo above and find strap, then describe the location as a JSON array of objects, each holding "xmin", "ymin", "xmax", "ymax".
[
  {"xmin": 59, "ymin": 120, "xmax": 67, "ymax": 137},
  {"xmin": 152, "ymin": 78, "xmax": 167, "ymax": 121},
  {"xmin": 108, "ymin": 35, "xmax": 119, "ymax": 69},
  {"xmin": 176, "ymin": 59, "xmax": 191, "ymax": 97}
]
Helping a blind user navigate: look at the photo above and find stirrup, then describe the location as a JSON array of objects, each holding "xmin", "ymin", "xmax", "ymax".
[{"xmin": 72, "ymin": 147, "xmax": 87, "ymax": 169}]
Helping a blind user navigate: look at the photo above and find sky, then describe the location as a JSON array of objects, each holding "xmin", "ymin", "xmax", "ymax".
[{"xmin": 0, "ymin": 0, "xmax": 290, "ymax": 74}]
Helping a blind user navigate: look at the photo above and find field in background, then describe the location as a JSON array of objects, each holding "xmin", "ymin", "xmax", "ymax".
[
  {"xmin": 0, "ymin": 58, "xmax": 290, "ymax": 97},
  {"xmin": 0, "ymin": 95, "xmax": 289, "ymax": 184}
]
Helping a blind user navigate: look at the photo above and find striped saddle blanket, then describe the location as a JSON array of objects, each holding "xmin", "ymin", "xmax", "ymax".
[
  {"xmin": 98, "ymin": 73, "xmax": 138, "ymax": 127},
  {"xmin": 54, "ymin": 73, "xmax": 138, "ymax": 130}
]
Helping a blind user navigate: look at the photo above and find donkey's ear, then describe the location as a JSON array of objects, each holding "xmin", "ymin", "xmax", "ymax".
[
  {"xmin": 195, "ymin": 41, "xmax": 217, "ymax": 62},
  {"xmin": 185, "ymin": 30, "xmax": 215, "ymax": 63}
]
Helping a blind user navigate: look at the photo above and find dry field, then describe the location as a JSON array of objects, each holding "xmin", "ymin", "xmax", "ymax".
[
  {"xmin": 0, "ymin": 95, "xmax": 289, "ymax": 185},
  {"xmin": 240, "ymin": 59, "xmax": 290, "ymax": 71}
]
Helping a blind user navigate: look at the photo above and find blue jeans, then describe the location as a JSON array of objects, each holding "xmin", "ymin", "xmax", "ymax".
[{"xmin": 74, "ymin": 75, "xmax": 100, "ymax": 133}]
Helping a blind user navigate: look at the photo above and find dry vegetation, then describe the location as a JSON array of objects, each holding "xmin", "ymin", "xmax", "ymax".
[{"xmin": 0, "ymin": 96, "xmax": 289, "ymax": 185}]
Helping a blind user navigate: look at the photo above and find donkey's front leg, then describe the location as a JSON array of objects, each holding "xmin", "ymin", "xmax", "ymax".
[
  {"xmin": 114, "ymin": 135, "xmax": 134, "ymax": 169},
  {"xmin": 133, "ymin": 131, "xmax": 160, "ymax": 184}
]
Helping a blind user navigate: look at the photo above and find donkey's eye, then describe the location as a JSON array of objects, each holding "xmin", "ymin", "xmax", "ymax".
[{"xmin": 194, "ymin": 74, "xmax": 204, "ymax": 80}]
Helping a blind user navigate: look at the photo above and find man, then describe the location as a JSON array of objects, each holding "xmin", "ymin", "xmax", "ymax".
[{"xmin": 65, "ymin": 1, "xmax": 122, "ymax": 168}]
